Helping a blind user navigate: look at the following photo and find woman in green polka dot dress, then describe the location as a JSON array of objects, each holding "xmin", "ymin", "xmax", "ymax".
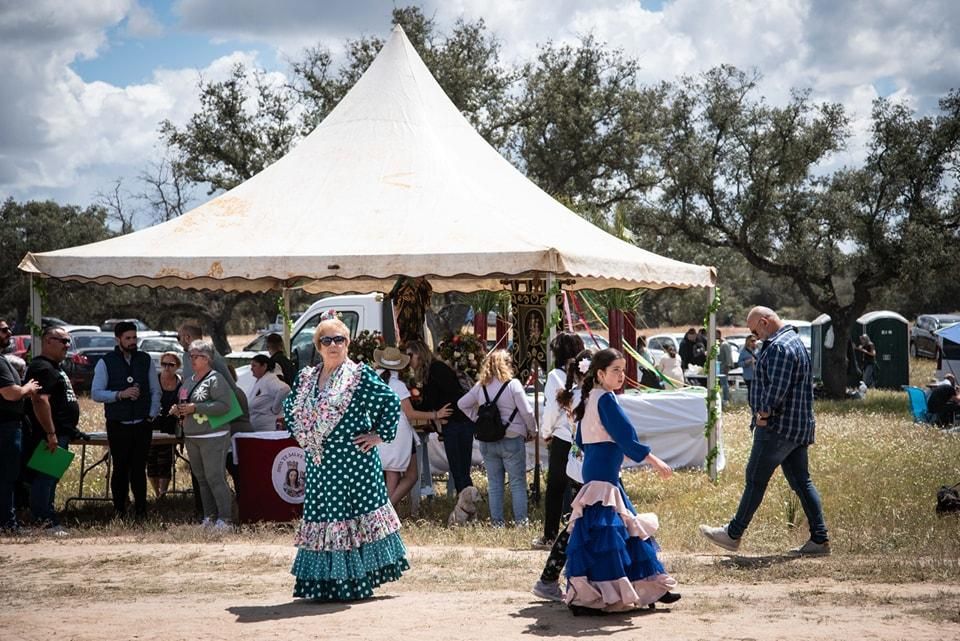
[{"xmin": 284, "ymin": 316, "xmax": 409, "ymax": 601}]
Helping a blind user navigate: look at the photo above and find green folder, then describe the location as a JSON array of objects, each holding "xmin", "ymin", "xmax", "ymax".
[
  {"xmin": 207, "ymin": 390, "xmax": 244, "ymax": 429},
  {"xmin": 27, "ymin": 441, "xmax": 76, "ymax": 479}
]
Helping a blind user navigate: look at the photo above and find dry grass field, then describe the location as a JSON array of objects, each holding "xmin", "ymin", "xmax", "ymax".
[{"xmin": 1, "ymin": 357, "xmax": 958, "ymax": 640}]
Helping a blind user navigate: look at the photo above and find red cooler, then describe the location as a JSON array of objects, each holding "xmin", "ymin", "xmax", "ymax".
[{"xmin": 232, "ymin": 432, "xmax": 305, "ymax": 523}]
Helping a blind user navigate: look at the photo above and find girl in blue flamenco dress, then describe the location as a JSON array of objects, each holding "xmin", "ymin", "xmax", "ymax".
[
  {"xmin": 283, "ymin": 317, "xmax": 409, "ymax": 601},
  {"xmin": 564, "ymin": 348, "xmax": 680, "ymax": 614}
]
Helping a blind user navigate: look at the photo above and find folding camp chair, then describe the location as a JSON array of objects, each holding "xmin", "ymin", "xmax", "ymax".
[{"xmin": 903, "ymin": 386, "xmax": 936, "ymax": 425}]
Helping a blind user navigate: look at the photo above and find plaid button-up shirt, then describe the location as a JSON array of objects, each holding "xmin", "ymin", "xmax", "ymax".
[{"xmin": 748, "ymin": 324, "xmax": 815, "ymax": 444}]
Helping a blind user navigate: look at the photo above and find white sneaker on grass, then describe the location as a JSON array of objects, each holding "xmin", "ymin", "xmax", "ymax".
[
  {"xmin": 698, "ymin": 524, "xmax": 741, "ymax": 552},
  {"xmin": 200, "ymin": 517, "xmax": 214, "ymax": 529},
  {"xmin": 44, "ymin": 524, "xmax": 69, "ymax": 538},
  {"xmin": 212, "ymin": 519, "xmax": 232, "ymax": 532}
]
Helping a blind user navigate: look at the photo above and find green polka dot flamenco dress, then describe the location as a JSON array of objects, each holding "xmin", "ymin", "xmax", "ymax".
[{"xmin": 284, "ymin": 360, "xmax": 409, "ymax": 601}]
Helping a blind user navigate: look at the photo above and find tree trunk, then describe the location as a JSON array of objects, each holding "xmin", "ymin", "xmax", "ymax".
[{"xmin": 820, "ymin": 312, "xmax": 857, "ymax": 399}]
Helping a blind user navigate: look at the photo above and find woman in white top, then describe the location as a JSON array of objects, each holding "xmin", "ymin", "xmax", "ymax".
[
  {"xmin": 534, "ymin": 332, "xmax": 586, "ymax": 548},
  {"xmin": 374, "ymin": 346, "xmax": 452, "ymax": 509},
  {"xmin": 458, "ymin": 349, "xmax": 536, "ymax": 525}
]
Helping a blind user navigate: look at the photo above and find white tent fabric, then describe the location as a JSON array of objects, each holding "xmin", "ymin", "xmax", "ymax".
[{"xmin": 19, "ymin": 26, "xmax": 715, "ymax": 294}]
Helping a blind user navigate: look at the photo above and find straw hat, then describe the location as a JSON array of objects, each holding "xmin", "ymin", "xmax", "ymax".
[{"xmin": 373, "ymin": 346, "xmax": 410, "ymax": 371}]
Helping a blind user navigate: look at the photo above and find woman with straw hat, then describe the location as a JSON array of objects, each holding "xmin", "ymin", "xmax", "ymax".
[{"xmin": 374, "ymin": 345, "xmax": 451, "ymax": 507}]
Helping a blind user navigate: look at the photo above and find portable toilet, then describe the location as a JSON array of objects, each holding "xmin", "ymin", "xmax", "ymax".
[
  {"xmin": 853, "ymin": 311, "xmax": 909, "ymax": 389},
  {"xmin": 810, "ymin": 314, "xmax": 831, "ymax": 381}
]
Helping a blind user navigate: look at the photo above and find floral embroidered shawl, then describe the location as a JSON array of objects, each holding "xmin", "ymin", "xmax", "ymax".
[{"xmin": 288, "ymin": 359, "xmax": 363, "ymax": 465}]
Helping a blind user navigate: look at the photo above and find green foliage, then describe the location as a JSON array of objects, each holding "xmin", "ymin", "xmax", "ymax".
[{"xmin": 0, "ymin": 199, "xmax": 113, "ymax": 325}]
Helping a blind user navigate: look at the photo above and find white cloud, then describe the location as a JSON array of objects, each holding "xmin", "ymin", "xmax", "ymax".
[{"xmin": 123, "ymin": 1, "xmax": 164, "ymax": 38}]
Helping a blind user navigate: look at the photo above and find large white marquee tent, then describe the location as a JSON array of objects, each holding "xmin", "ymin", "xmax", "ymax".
[{"xmin": 20, "ymin": 26, "xmax": 714, "ymax": 295}]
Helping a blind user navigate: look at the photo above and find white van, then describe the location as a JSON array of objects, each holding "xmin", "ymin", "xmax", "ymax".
[
  {"xmin": 288, "ymin": 293, "xmax": 399, "ymax": 371},
  {"xmin": 235, "ymin": 293, "xmax": 398, "ymax": 394}
]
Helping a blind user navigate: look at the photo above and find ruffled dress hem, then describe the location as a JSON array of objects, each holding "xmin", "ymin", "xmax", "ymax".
[
  {"xmin": 564, "ymin": 480, "xmax": 676, "ymax": 610},
  {"xmin": 291, "ymin": 531, "xmax": 409, "ymax": 601}
]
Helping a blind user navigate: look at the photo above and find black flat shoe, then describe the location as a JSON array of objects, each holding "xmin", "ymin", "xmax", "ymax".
[
  {"xmin": 657, "ymin": 592, "xmax": 682, "ymax": 604},
  {"xmin": 569, "ymin": 604, "xmax": 608, "ymax": 617}
]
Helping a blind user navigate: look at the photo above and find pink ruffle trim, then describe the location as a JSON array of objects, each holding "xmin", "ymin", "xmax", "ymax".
[
  {"xmin": 567, "ymin": 480, "xmax": 660, "ymax": 540},
  {"xmin": 294, "ymin": 502, "xmax": 401, "ymax": 552},
  {"xmin": 565, "ymin": 574, "xmax": 677, "ymax": 610}
]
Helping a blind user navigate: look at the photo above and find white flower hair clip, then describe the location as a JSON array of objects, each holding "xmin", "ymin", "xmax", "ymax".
[{"xmin": 578, "ymin": 357, "xmax": 591, "ymax": 374}]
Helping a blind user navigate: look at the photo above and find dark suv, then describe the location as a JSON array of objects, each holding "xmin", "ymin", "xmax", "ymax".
[{"xmin": 911, "ymin": 313, "xmax": 960, "ymax": 358}]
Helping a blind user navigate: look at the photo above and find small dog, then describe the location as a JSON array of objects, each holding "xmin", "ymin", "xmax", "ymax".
[{"xmin": 447, "ymin": 486, "xmax": 483, "ymax": 526}]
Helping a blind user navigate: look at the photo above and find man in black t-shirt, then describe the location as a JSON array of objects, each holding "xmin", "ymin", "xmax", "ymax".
[
  {"xmin": 928, "ymin": 374, "xmax": 960, "ymax": 427},
  {"xmin": 0, "ymin": 319, "xmax": 40, "ymax": 531},
  {"xmin": 25, "ymin": 326, "xmax": 79, "ymax": 535}
]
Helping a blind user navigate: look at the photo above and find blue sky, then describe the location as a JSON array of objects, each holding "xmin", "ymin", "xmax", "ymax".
[{"xmin": 1, "ymin": 0, "xmax": 958, "ymax": 218}]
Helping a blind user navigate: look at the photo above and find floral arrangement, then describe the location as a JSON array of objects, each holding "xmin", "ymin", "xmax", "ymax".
[
  {"xmin": 437, "ymin": 332, "xmax": 486, "ymax": 387},
  {"xmin": 348, "ymin": 329, "xmax": 385, "ymax": 366}
]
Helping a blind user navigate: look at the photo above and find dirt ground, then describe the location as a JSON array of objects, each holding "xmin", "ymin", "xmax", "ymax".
[{"xmin": 2, "ymin": 538, "xmax": 957, "ymax": 641}]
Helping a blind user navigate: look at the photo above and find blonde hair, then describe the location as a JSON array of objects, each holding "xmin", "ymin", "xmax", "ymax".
[
  {"xmin": 313, "ymin": 318, "xmax": 351, "ymax": 351},
  {"xmin": 478, "ymin": 349, "xmax": 513, "ymax": 385},
  {"xmin": 161, "ymin": 351, "xmax": 182, "ymax": 368}
]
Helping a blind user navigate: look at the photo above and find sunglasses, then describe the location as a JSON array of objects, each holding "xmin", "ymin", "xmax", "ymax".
[
  {"xmin": 48, "ymin": 337, "xmax": 71, "ymax": 345},
  {"xmin": 161, "ymin": 362, "xmax": 178, "ymax": 368},
  {"xmin": 0, "ymin": 327, "xmax": 11, "ymax": 334},
  {"xmin": 318, "ymin": 335, "xmax": 347, "ymax": 347}
]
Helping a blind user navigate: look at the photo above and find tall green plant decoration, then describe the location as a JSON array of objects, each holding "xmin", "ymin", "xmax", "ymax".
[{"xmin": 702, "ymin": 287, "xmax": 722, "ymax": 478}]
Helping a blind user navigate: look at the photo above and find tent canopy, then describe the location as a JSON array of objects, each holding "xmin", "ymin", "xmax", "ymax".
[{"xmin": 19, "ymin": 26, "xmax": 715, "ymax": 295}]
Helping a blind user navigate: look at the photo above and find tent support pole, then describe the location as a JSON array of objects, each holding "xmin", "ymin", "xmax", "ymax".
[
  {"xmin": 29, "ymin": 274, "xmax": 42, "ymax": 358},
  {"xmin": 706, "ymin": 286, "xmax": 719, "ymax": 482},
  {"xmin": 545, "ymin": 273, "xmax": 557, "ymax": 372},
  {"xmin": 282, "ymin": 287, "xmax": 291, "ymax": 354}
]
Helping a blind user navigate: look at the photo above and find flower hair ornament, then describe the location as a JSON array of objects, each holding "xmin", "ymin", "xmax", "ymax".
[
  {"xmin": 578, "ymin": 357, "xmax": 591, "ymax": 374},
  {"xmin": 318, "ymin": 309, "xmax": 338, "ymax": 321}
]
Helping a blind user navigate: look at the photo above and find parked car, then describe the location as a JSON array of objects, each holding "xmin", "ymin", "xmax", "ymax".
[
  {"xmin": 646, "ymin": 333, "xmax": 685, "ymax": 356},
  {"xmin": 578, "ymin": 332, "xmax": 609, "ymax": 351},
  {"xmin": 101, "ymin": 318, "xmax": 154, "ymax": 334},
  {"xmin": 259, "ymin": 312, "xmax": 305, "ymax": 336},
  {"xmin": 38, "ymin": 316, "xmax": 100, "ymax": 333},
  {"xmin": 224, "ymin": 334, "xmax": 269, "ymax": 371},
  {"xmin": 911, "ymin": 313, "xmax": 960, "ymax": 358},
  {"xmin": 137, "ymin": 333, "xmax": 184, "ymax": 372},
  {"xmin": 2, "ymin": 335, "xmax": 32, "ymax": 359},
  {"xmin": 62, "ymin": 331, "xmax": 120, "ymax": 391}
]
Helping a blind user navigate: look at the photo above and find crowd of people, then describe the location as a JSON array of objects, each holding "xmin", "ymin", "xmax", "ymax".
[{"xmin": 2, "ymin": 305, "xmax": 955, "ymax": 614}]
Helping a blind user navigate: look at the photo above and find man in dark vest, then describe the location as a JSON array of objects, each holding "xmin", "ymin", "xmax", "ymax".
[{"xmin": 92, "ymin": 321, "xmax": 160, "ymax": 519}]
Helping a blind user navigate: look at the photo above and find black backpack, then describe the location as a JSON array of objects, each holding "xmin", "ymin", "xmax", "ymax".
[
  {"xmin": 474, "ymin": 382, "xmax": 518, "ymax": 443},
  {"xmin": 937, "ymin": 482, "xmax": 960, "ymax": 514}
]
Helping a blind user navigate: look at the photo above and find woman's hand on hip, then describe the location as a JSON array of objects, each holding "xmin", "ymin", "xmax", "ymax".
[{"xmin": 353, "ymin": 433, "xmax": 383, "ymax": 453}]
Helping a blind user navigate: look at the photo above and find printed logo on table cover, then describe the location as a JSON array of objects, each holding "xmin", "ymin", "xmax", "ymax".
[{"xmin": 272, "ymin": 446, "xmax": 306, "ymax": 504}]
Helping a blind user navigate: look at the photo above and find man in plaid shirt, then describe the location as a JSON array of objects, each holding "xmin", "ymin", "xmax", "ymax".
[{"xmin": 699, "ymin": 306, "xmax": 830, "ymax": 556}]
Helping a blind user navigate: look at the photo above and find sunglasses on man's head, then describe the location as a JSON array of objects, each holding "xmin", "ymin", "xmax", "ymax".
[{"xmin": 318, "ymin": 335, "xmax": 347, "ymax": 347}]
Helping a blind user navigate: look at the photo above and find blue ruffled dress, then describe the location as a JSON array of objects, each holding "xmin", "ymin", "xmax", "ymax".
[
  {"xmin": 284, "ymin": 363, "xmax": 409, "ymax": 601},
  {"xmin": 564, "ymin": 388, "xmax": 676, "ymax": 611}
]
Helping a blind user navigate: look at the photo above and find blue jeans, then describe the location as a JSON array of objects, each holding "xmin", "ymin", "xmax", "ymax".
[
  {"xmin": 0, "ymin": 420, "xmax": 23, "ymax": 528},
  {"xmin": 479, "ymin": 436, "xmax": 527, "ymax": 525},
  {"xmin": 727, "ymin": 427, "xmax": 828, "ymax": 543},
  {"xmin": 30, "ymin": 434, "xmax": 71, "ymax": 526},
  {"xmin": 442, "ymin": 420, "xmax": 475, "ymax": 494}
]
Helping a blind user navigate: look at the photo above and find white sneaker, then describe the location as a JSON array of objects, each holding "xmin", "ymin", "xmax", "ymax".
[
  {"xmin": 200, "ymin": 517, "xmax": 214, "ymax": 529},
  {"xmin": 532, "ymin": 580, "xmax": 564, "ymax": 602},
  {"xmin": 44, "ymin": 524, "xmax": 69, "ymax": 538},
  {"xmin": 212, "ymin": 519, "xmax": 232, "ymax": 532},
  {"xmin": 699, "ymin": 524, "xmax": 741, "ymax": 552}
]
